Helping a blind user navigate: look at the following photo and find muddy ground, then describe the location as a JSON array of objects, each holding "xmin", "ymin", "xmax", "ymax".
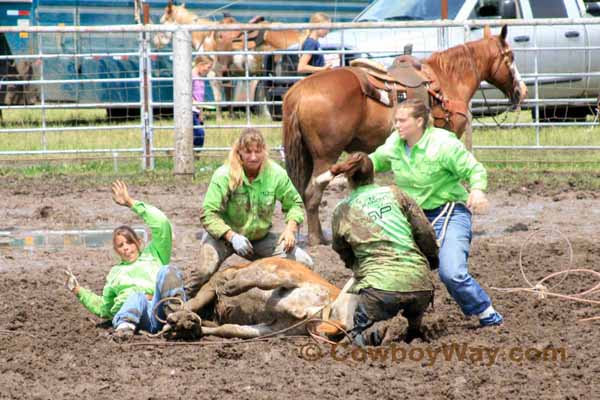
[{"xmin": 1, "ymin": 175, "xmax": 599, "ymax": 399}]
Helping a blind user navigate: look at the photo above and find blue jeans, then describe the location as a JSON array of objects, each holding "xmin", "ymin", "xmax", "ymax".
[
  {"xmin": 424, "ymin": 203, "xmax": 491, "ymax": 316},
  {"xmin": 192, "ymin": 111, "xmax": 205, "ymax": 148},
  {"xmin": 112, "ymin": 265, "xmax": 187, "ymax": 333}
]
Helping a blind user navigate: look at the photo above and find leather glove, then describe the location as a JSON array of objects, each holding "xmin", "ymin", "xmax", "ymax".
[
  {"xmin": 64, "ymin": 269, "xmax": 79, "ymax": 292},
  {"xmin": 230, "ymin": 233, "xmax": 254, "ymax": 257}
]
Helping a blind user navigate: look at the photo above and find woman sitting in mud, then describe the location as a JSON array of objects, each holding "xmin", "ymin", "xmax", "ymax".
[
  {"xmin": 186, "ymin": 127, "xmax": 313, "ymax": 298},
  {"xmin": 64, "ymin": 180, "xmax": 186, "ymax": 340},
  {"xmin": 329, "ymin": 152, "xmax": 439, "ymax": 346}
]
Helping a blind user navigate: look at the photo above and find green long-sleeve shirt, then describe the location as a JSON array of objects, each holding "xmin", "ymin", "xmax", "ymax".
[
  {"xmin": 332, "ymin": 184, "xmax": 438, "ymax": 293},
  {"xmin": 369, "ymin": 127, "xmax": 487, "ymax": 210},
  {"xmin": 200, "ymin": 160, "xmax": 305, "ymax": 240},
  {"xmin": 76, "ymin": 201, "xmax": 172, "ymax": 319}
]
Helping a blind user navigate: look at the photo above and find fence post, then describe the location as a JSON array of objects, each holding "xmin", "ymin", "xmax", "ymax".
[
  {"xmin": 140, "ymin": 2, "xmax": 154, "ymax": 170},
  {"xmin": 173, "ymin": 27, "xmax": 194, "ymax": 175}
]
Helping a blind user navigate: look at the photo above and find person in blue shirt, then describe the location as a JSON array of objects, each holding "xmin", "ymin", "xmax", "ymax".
[{"xmin": 297, "ymin": 12, "xmax": 333, "ymax": 74}]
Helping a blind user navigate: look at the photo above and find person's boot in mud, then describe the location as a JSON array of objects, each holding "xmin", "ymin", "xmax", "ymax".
[{"xmin": 113, "ymin": 322, "xmax": 136, "ymax": 342}]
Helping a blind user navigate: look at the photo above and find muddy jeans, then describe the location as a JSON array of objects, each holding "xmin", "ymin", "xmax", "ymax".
[
  {"xmin": 350, "ymin": 288, "xmax": 433, "ymax": 347},
  {"xmin": 113, "ymin": 265, "xmax": 187, "ymax": 334},
  {"xmin": 185, "ymin": 231, "xmax": 314, "ymax": 298}
]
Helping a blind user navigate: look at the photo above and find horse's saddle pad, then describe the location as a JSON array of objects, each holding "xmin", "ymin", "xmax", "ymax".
[
  {"xmin": 350, "ymin": 59, "xmax": 403, "ymax": 85},
  {"xmin": 346, "ymin": 67, "xmax": 399, "ymax": 107}
]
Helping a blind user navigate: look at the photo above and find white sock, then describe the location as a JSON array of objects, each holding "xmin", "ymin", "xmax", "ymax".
[
  {"xmin": 477, "ymin": 306, "xmax": 495, "ymax": 320},
  {"xmin": 116, "ymin": 322, "xmax": 136, "ymax": 331}
]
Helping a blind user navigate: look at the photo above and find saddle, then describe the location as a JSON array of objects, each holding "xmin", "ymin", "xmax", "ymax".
[
  {"xmin": 347, "ymin": 57, "xmax": 467, "ymax": 130},
  {"xmin": 232, "ymin": 15, "xmax": 267, "ymax": 50},
  {"xmin": 348, "ymin": 57, "xmax": 434, "ymax": 108}
]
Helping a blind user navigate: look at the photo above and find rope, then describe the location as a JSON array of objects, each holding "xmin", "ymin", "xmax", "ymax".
[
  {"xmin": 431, "ymin": 202, "xmax": 455, "ymax": 246},
  {"xmin": 491, "ymin": 227, "xmax": 600, "ymax": 322}
]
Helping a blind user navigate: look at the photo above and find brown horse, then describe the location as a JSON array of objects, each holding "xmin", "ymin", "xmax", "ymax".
[{"xmin": 283, "ymin": 25, "xmax": 528, "ymax": 245}]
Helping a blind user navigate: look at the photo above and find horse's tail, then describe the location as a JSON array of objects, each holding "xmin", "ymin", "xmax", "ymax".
[{"xmin": 282, "ymin": 86, "xmax": 312, "ymax": 200}]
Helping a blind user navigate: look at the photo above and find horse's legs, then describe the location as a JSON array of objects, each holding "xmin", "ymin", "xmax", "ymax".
[
  {"xmin": 202, "ymin": 323, "xmax": 274, "ymax": 339},
  {"xmin": 305, "ymin": 161, "xmax": 334, "ymax": 245},
  {"xmin": 207, "ymin": 70, "xmax": 223, "ymax": 122}
]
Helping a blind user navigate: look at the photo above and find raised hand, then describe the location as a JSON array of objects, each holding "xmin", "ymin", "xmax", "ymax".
[
  {"xmin": 111, "ymin": 180, "xmax": 134, "ymax": 208},
  {"xmin": 64, "ymin": 269, "xmax": 80, "ymax": 294}
]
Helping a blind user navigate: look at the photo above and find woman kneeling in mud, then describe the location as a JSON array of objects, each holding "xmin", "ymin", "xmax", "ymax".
[
  {"xmin": 185, "ymin": 127, "xmax": 313, "ymax": 299},
  {"xmin": 64, "ymin": 180, "xmax": 186, "ymax": 340},
  {"xmin": 329, "ymin": 153, "xmax": 439, "ymax": 346}
]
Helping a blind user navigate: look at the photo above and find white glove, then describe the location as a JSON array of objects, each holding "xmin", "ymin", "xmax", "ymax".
[
  {"xmin": 64, "ymin": 269, "xmax": 79, "ymax": 292},
  {"xmin": 230, "ymin": 233, "xmax": 254, "ymax": 257}
]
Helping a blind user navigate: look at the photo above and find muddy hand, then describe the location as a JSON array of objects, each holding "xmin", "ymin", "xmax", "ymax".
[
  {"xmin": 64, "ymin": 269, "xmax": 79, "ymax": 293},
  {"xmin": 111, "ymin": 180, "xmax": 134, "ymax": 208},
  {"xmin": 467, "ymin": 189, "xmax": 489, "ymax": 215},
  {"xmin": 278, "ymin": 228, "xmax": 296, "ymax": 253}
]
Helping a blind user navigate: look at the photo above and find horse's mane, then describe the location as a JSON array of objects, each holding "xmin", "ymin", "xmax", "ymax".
[{"xmin": 425, "ymin": 37, "xmax": 498, "ymax": 78}]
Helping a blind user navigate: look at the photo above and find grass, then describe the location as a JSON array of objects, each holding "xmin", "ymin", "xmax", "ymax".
[
  {"xmin": 0, "ymin": 109, "xmax": 281, "ymax": 151},
  {"xmin": 1, "ymin": 108, "xmax": 600, "ymax": 187}
]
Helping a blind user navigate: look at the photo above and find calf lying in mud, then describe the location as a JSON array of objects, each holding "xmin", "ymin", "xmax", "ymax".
[
  {"xmin": 165, "ymin": 257, "xmax": 440, "ymax": 344},
  {"xmin": 166, "ymin": 257, "xmax": 359, "ymax": 340}
]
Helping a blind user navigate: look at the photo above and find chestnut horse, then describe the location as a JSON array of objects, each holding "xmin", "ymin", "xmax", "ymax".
[{"xmin": 283, "ymin": 25, "xmax": 528, "ymax": 245}]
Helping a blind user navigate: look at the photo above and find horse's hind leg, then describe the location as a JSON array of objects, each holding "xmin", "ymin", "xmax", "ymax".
[
  {"xmin": 208, "ymin": 71, "xmax": 223, "ymax": 122},
  {"xmin": 305, "ymin": 162, "xmax": 334, "ymax": 245}
]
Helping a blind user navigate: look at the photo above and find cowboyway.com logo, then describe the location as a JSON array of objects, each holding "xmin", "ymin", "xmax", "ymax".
[{"xmin": 297, "ymin": 342, "xmax": 567, "ymax": 366}]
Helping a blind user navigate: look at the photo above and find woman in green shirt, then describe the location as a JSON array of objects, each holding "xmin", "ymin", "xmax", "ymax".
[
  {"xmin": 64, "ymin": 180, "xmax": 186, "ymax": 340},
  {"xmin": 369, "ymin": 99, "xmax": 503, "ymax": 327},
  {"xmin": 186, "ymin": 128, "xmax": 313, "ymax": 298}
]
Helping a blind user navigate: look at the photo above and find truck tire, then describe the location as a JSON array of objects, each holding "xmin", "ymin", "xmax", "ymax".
[
  {"xmin": 106, "ymin": 108, "xmax": 140, "ymax": 121},
  {"xmin": 534, "ymin": 106, "xmax": 590, "ymax": 122}
]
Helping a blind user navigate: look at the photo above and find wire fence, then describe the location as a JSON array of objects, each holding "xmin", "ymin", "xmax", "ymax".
[{"xmin": 0, "ymin": 19, "xmax": 599, "ymax": 168}]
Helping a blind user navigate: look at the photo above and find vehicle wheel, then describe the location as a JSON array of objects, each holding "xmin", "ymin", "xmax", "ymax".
[
  {"xmin": 268, "ymin": 91, "xmax": 283, "ymax": 121},
  {"xmin": 533, "ymin": 106, "xmax": 590, "ymax": 122},
  {"xmin": 106, "ymin": 108, "xmax": 140, "ymax": 121}
]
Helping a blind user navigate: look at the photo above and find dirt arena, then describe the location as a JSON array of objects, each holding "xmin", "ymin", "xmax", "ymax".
[{"xmin": 1, "ymin": 175, "xmax": 599, "ymax": 399}]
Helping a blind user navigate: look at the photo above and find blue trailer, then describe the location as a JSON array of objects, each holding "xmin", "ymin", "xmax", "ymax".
[{"xmin": 0, "ymin": 0, "xmax": 370, "ymax": 111}]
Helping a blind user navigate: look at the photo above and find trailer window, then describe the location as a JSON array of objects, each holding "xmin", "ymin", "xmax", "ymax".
[{"xmin": 529, "ymin": 0, "xmax": 568, "ymax": 18}]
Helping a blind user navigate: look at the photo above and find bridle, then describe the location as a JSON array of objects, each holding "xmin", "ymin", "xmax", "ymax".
[{"xmin": 463, "ymin": 39, "xmax": 523, "ymax": 126}]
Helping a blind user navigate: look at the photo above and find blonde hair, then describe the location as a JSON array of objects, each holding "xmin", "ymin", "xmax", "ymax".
[
  {"xmin": 193, "ymin": 54, "xmax": 214, "ymax": 67},
  {"xmin": 227, "ymin": 127, "xmax": 269, "ymax": 191},
  {"xmin": 300, "ymin": 12, "xmax": 331, "ymax": 44}
]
